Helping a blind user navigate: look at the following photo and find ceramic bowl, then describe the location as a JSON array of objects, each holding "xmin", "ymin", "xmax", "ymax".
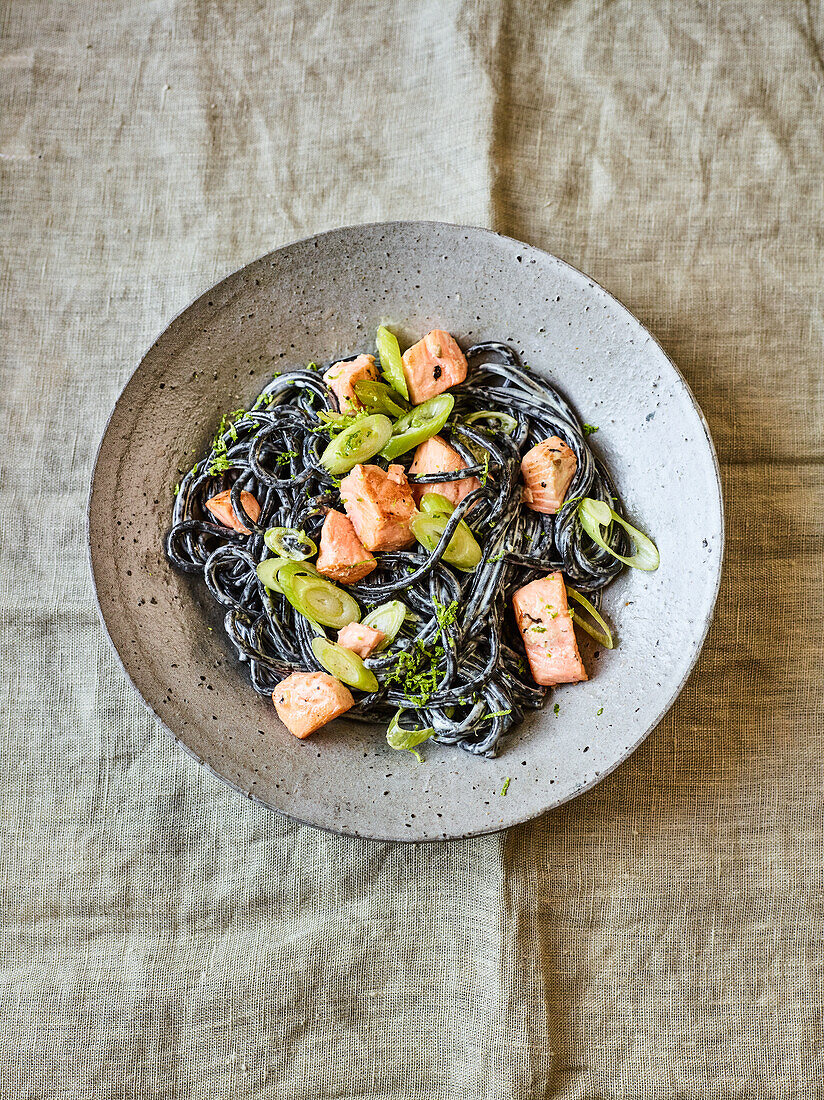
[{"xmin": 89, "ymin": 222, "xmax": 723, "ymax": 841}]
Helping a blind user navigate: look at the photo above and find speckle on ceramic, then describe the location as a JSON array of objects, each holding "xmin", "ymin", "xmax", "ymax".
[{"xmin": 88, "ymin": 222, "xmax": 724, "ymax": 842}]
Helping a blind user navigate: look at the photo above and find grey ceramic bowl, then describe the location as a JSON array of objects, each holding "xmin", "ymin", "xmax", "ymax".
[{"xmin": 89, "ymin": 221, "xmax": 723, "ymax": 841}]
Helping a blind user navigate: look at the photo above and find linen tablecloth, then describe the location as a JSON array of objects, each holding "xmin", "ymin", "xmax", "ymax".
[{"xmin": 2, "ymin": 1, "xmax": 823, "ymax": 1096}]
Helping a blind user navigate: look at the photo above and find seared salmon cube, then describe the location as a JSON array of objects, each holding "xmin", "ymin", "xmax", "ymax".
[
  {"xmin": 512, "ymin": 572, "xmax": 587, "ymax": 687},
  {"xmin": 401, "ymin": 329, "xmax": 467, "ymax": 404},
  {"xmin": 521, "ymin": 436, "xmax": 577, "ymax": 515},
  {"xmin": 339, "ymin": 463, "xmax": 417, "ymax": 551},
  {"xmin": 323, "ymin": 354, "xmax": 379, "ymax": 413},
  {"xmin": 205, "ymin": 488, "xmax": 261, "ymax": 534},
  {"xmin": 272, "ymin": 671, "xmax": 354, "ymax": 738},
  {"xmin": 337, "ymin": 621, "xmax": 386, "ymax": 658},
  {"xmin": 408, "ymin": 435, "xmax": 481, "ymax": 507},
  {"xmin": 315, "ymin": 509, "xmax": 377, "ymax": 584}
]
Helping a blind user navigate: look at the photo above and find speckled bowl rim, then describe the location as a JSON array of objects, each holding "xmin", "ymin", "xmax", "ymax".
[{"xmin": 88, "ymin": 221, "xmax": 724, "ymax": 841}]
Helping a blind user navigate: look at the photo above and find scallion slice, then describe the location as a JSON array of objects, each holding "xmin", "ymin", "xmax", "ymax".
[
  {"xmin": 263, "ymin": 526, "xmax": 317, "ymax": 561},
  {"xmin": 319, "ymin": 413, "xmax": 393, "ymax": 475},
  {"xmin": 577, "ymin": 498, "xmax": 660, "ymax": 571},
  {"xmin": 278, "ymin": 561, "xmax": 361, "ymax": 629},
  {"xmin": 411, "ymin": 509, "xmax": 482, "ymax": 572},
  {"xmin": 311, "ymin": 637, "xmax": 378, "ymax": 693},
  {"xmin": 352, "ymin": 380, "xmax": 409, "ymax": 418},
  {"xmin": 418, "ymin": 492, "xmax": 455, "ymax": 517},
  {"xmin": 255, "ymin": 557, "xmax": 289, "ymax": 593},
  {"xmin": 380, "ymin": 394, "xmax": 454, "ymax": 460},
  {"xmin": 376, "ymin": 326, "xmax": 410, "ymax": 400},
  {"xmin": 565, "ymin": 585, "xmax": 615, "ymax": 649},
  {"xmin": 463, "ymin": 410, "xmax": 518, "ymax": 435},
  {"xmin": 361, "ymin": 601, "xmax": 407, "ymax": 649},
  {"xmin": 386, "ymin": 709, "xmax": 434, "ymax": 762}
]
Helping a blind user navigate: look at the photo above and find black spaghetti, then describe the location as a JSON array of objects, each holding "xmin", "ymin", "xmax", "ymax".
[{"xmin": 166, "ymin": 336, "xmax": 657, "ymax": 758}]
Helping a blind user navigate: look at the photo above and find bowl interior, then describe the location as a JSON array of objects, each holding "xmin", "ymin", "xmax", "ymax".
[{"xmin": 89, "ymin": 222, "xmax": 723, "ymax": 840}]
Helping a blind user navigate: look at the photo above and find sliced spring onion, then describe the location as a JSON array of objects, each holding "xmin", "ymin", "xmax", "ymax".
[
  {"xmin": 410, "ymin": 511, "xmax": 482, "ymax": 572},
  {"xmin": 463, "ymin": 410, "xmax": 518, "ymax": 435},
  {"xmin": 320, "ymin": 413, "xmax": 393, "ymax": 475},
  {"xmin": 577, "ymin": 497, "xmax": 660, "ymax": 571},
  {"xmin": 380, "ymin": 393, "xmax": 454, "ymax": 460},
  {"xmin": 255, "ymin": 557, "xmax": 289, "ymax": 593},
  {"xmin": 257, "ymin": 557, "xmax": 319, "ymax": 594},
  {"xmin": 311, "ymin": 637, "xmax": 378, "ymax": 693},
  {"xmin": 419, "ymin": 492, "xmax": 455, "ymax": 517},
  {"xmin": 316, "ymin": 409, "xmax": 368, "ymax": 435},
  {"xmin": 278, "ymin": 561, "xmax": 361, "ymax": 629},
  {"xmin": 263, "ymin": 526, "xmax": 317, "ymax": 561},
  {"xmin": 386, "ymin": 709, "xmax": 434, "ymax": 762},
  {"xmin": 565, "ymin": 585, "xmax": 615, "ymax": 649},
  {"xmin": 361, "ymin": 600, "xmax": 407, "ymax": 649},
  {"xmin": 376, "ymin": 326, "xmax": 410, "ymax": 400},
  {"xmin": 352, "ymin": 380, "xmax": 409, "ymax": 418}
]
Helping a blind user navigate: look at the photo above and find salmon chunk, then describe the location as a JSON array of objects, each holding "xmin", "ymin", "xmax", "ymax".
[
  {"xmin": 315, "ymin": 509, "xmax": 377, "ymax": 584},
  {"xmin": 337, "ymin": 622, "xmax": 386, "ymax": 658},
  {"xmin": 408, "ymin": 435, "xmax": 481, "ymax": 507},
  {"xmin": 205, "ymin": 488, "xmax": 261, "ymax": 534},
  {"xmin": 401, "ymin": 330, "xmax": 467, "ymax": 404},
  {"xmin": 339, "ymin": 463, "xmax": 417, "ymax": 551},
  {"xmin": 521, "ymin": 436, "xmax": 577, "ymax": 515},
  {"xmin": 272, "ymin": 671, "xmax": 354, "ymax": 738},
  {"xmin": 323, "ymin": 354, "xmax": 379, "ymax": 413},
  {"xmin": 512, "ymin": 572, "xmax": 587, "ymax": 687}
]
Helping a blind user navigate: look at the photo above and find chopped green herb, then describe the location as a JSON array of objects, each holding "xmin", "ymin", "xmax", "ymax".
[
  {"xmin": 500, "ymin": 777, "xmax": 511, "ymax": 796},
  {"xmin": 484, "ymin": 709, "xmax": 512, "ymax": 720},
  {"xmin": 276, "ymin": 450, "xmax": 298, "ymax": 466},
  {"xmin": 383, "ymin": 638, "xmax": 444, "ymax": 705},
  {"xmin": 582, "ymin": 423, "xmax": 599, "ymax": 436},
  {"xmin": 208, "ymin": 410, "xmax": 249, "ymax": 474},
  {"xmin": 480, "ymin": 451, "xmax": 490, "ymax": 485},
  {"xmin": 173, "ymin": 482, "xmax": 180, "ymax": 496},
  {"xmin": 208, "ymin": 453, "xmax": 232, "ymax": 475},
  {"xmin": 433, "ymin": 598, "xmax": 459, "ymax": 630},
  {"xmin": 553, "ymin": 703, "xmax": 560, "ymax": 716},
  {"xmin": 597, "ymin": 707, "xmax": 604, "ymax": 716}
]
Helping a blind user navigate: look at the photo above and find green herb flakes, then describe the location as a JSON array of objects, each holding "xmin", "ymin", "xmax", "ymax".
[
  {"xmin": 433, "ymin": 598, "xmax": 459, "ymax": 631},
  {"xmin": 480, "ymin": 451, "xmax": 490, "ymax": 485}
]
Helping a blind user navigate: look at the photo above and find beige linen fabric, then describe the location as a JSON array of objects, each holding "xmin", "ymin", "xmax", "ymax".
[{"xmin": 1, "ymin": 1, "xmax": 822, "ymax": 1097}]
